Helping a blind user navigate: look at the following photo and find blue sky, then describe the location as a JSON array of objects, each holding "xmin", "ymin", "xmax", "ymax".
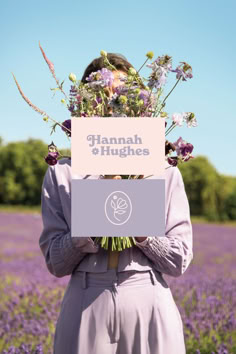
[{"xmin": 1, "ymin": 0, "xmax": 236, "ymax": 176}]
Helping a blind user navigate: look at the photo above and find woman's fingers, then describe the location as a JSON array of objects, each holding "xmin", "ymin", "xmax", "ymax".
[{"xmin": 103, "ymin": 175, "xmax": 122, "ymax": 179}]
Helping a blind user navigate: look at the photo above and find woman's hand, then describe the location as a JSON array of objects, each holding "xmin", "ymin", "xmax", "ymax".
[{"xmin": 103, "ymin": 175, "xmax": 122, "ymax": 179}]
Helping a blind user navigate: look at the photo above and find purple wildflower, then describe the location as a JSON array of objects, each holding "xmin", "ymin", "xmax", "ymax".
[
  {"xmin": 44, "ymin": 151, "xmax": 59, "ymax": 165},
  {"xmin": 61, "ymin": 119, "xmax": 71, "ymax": 137},
  {"xmin": 86, "ymin": 68, "xmax": 114, "ymax": 88},
  {"xmin": 173, "ymin": 136, "xmax": 194, "ymax": 161},
  {"xmin": 147, "ymin": 55, "xmax": 172, "ymax": 89},
  {"xmin": 93, "ymin": 96, "xmax": 103, "ymax": 108},
  {"xmin": 114, "ymin": 85, "xmax": 129, "ymax": 96},
  {"xmin": 138, "ymin": 90, "xmax": 150, "ymax": 106},
  {"xmin": 167, "ymin": 157, "xmax": 178, "ymax": 166},
  {"xmin": 147, "ymin": 55, "xmax": 172, "ymax": 71},
  {"xmin": 69, "ymin": 85, "xmax": 77, "ymax": 97},
  {"xmin": 147, "ymin": 66, "xmax": 168, "ymax": 89},
  {"xmin": 68, "ymin": 104, "xmax": 75, "ymax": 113},
  {"xmin": 171, "ymin": 62, "xmax": 193, "ymax": 81}
]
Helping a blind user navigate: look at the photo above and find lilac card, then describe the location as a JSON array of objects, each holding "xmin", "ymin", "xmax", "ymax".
[{"xmin": 71, "ymin": 178, "xmax": 165, "ymax": 237}]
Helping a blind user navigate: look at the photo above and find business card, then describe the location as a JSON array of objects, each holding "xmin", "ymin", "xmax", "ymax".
[
  {"xmin": 71, "ymin": 178, "xmax": 165, "ymax": 237},
  {"xmin": 71, "ymin": 117, "xmax": 165, "ymax": 176}
]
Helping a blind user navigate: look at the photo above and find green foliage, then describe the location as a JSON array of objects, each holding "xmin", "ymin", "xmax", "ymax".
[
  {"xmin": 60, "ymin": 147, "xmax": 71, "ymax": 157},
  {"xmin": 0, "ymin": 138, "xmax": 49, "ymax": 205},
  {"xmin": 0, "ymin": 137, "xmax": 235, "ymax": 221},
  {"xmin": 0, "ymin": 138, "xmax": 71, "ymax": 205},
  {"xmin": 178, "ymin": 155, "xmax": 236, "ymax": 221},
  {"xmin": 224, "ymin": 186, "xmax": 236, "ymax": 220}
]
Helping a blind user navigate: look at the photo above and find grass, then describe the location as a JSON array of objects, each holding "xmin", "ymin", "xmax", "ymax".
[
  {"xmin": 190, "ymin": 215, "xmax": 236, "ymax": 227},
  {"xmin": 0, "ymin": 204, "xmax": 41, "ymax": 213}
]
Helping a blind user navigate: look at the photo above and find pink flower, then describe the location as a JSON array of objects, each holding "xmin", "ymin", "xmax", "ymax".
[{"xmin": 171, "ymin": 113, "xmax": 186, "ymax": 126}]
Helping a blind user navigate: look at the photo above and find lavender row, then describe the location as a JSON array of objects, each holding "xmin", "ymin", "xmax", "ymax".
[{"xmin": 0, "ymin": 213, "xmax": 235, "ymax": 353}]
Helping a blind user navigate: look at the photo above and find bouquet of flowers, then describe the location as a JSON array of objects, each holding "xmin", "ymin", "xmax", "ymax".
[{"xmin": 12, "ymin": 42, "xmax": 197, "ymax": 251}]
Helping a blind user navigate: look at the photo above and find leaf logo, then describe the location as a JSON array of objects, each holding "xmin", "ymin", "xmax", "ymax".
[
  {"xmin": 111, "ymin": 197, "xmax": 128, "ymax": 221},
  {"xmin": 105, "ymin": 191, "xmax": 132, "ymax": 226}
]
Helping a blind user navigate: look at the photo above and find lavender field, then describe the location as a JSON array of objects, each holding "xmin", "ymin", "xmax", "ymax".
[{"xmin": 0, "ymin": 213, "xmax": 235, "ymax": 354}]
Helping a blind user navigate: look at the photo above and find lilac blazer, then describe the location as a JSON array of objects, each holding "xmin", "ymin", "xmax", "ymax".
[{"xmin": 39, "ymin": 158, "xmax": 193, "ymax": 278}]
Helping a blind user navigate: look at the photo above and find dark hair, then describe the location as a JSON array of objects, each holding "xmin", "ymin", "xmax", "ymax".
[{"xmin": 81, "ymin": 53, "xmax": 134, "ymax": 83}]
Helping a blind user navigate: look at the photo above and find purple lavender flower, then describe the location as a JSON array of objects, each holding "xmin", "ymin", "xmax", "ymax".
[
  {"xmin": 44, "ymin": 151, "xmax": 59, "ymax": 165},
  {"xmin": 69, "ymin": 85, "xmax": 77, "ymax": 97},
  {"xmin": 1, "ymin": 211, "xmax": 236, "ymax": 353},
  {"xmin": 68, "ymin": 104, "xmax": 75, "ymax": 113},
  {"xmin": 86, "ymin": 68, "xmax": 114, "ymax": 88},
  {"xmin": 61, "ymin": 119, "xmax": 71, "ymax": 137}
]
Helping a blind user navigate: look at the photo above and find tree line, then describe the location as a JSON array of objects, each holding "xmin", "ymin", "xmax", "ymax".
[{"xmin": 0, "ymin": 137, "xmax": 235, "ymax": 221}]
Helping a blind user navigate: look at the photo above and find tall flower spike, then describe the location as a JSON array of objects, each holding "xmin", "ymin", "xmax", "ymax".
[
  {"xmin": 12, "ymin": 73, "xmax": 46, "ymax": 116},
  {"xmin": 12, "ymin": 73, "xmax": 71, "ymax": 135},
  {"xmin": 39, "ymin": 41, "xmax": 55, "ymax": 73},
  {"xmin": 39, "ymin": 41, "xmax": 68, "ymax": 99},
  {"xmin": 39, "ymin": 41, "xmax": 57, "ymax": 81}
]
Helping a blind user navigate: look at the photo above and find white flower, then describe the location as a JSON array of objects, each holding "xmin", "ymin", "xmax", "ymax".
[
  {"xmin": 171, "ymin": 112, "xmax": 185, "ymax": 126},
  {"xmin": 185, "ymin": 113, "xmax": 198, "ymax": 128}
]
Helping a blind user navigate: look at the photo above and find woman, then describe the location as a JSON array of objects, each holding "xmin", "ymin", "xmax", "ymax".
[{"xmin": 39, "ymin": 53, "xmax": 193, "ymax": 354}]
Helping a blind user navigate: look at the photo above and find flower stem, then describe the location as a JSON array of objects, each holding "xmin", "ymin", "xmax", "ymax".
[
  {"xmin": 165, "ymin": 122, "xmax": 177, "ymax": 136},
  {"xmin": 155, "ymin": 78, "xmax": 181, "ymax": 117},
  {"xmin": 137, "ymin": 58, "xmax": 149, "ymax": 74}
]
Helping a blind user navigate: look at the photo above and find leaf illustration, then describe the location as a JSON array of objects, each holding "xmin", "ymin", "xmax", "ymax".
[
  {"xmin": 115, "ymin": 210, "xmax": 126, "ymax": 215},
  {"xmin": 111, "ymin": 199, "xmax": 116, "ymax": 210}
]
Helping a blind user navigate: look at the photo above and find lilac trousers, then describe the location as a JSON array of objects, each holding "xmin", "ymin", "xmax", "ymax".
[{"xmin": 53, "ymin": 269, "xmax": 186, "ymax": 354}]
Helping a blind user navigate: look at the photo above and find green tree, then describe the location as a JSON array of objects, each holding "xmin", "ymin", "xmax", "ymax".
[
  {"xmin": 224, "ymin": 186, "xmax": 236, "ymax": 220},
  {"xmin": 178, "ymin": 155, "xmax": 229, "ymax": 221},
  {"xmin": 0, "ymin": 139, "xmax": 49, "ymax": 205}
]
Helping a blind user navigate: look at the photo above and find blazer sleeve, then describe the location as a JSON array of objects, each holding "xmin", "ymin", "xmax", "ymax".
[
  {"xmin": 135, "ymin": 166, "xmax": 193, "ymax": 277},
  {"xmin": 39, "ymin": 165, "xmax": 99, "ymax": 278}
]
